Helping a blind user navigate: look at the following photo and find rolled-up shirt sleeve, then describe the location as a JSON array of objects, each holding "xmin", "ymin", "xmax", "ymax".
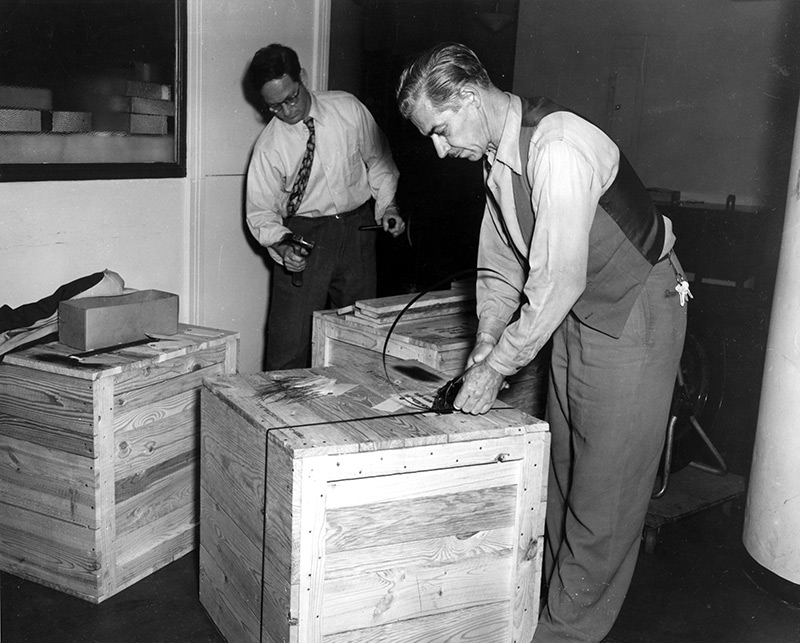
[
  {"xmin": 481, "ymin": 137, "xmax": 608, "ymax": 377},
  {"xmin": 245, "ymin": 141, "xmax": 293, "ymax": 264},
  {"xmin": 356, "ymin": 102, "xmax": 399, "ymax": 220}
]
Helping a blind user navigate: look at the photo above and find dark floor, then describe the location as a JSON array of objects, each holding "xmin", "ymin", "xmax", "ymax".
[
  {"xmin": 3, "ymin": 501, "xmax": 799, "ymax": 643},
  {"xmin": 3, "ymin": 283, "xmax": 799, "ymax": 643}
]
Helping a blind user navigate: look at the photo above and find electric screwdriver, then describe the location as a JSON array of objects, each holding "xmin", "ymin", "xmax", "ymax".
[{"xmin": 285, "ymin": 233, "xmax": 315, "ymax": 287}]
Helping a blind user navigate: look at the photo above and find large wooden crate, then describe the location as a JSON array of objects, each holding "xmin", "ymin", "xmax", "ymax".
[
  {"xmin": 0, "ymin": 324, "xmax": 239, "ymax": 602},
  {"xmin": 199, "ymin": 360, "xmax": 549, "ymax": 643},
  {"xmin": 312, "ymin": 289, "xmax": 549, "ymax": 418}
]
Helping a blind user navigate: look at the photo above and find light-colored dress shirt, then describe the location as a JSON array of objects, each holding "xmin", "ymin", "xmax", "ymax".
[
  {"xmin": 477, "ymin": 94, "xmax": 675, "ymax": 377},
  {"xmin": 246, "ymin": 90, "xmax": 399, "ymax": 263}
]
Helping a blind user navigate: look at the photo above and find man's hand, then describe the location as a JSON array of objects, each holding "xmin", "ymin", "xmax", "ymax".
[
  {"xmin": 454, "ymin": 360, "xmax": 505, "ymax": 415},
  {"xmin": 466, "ymin": 337, "xmax": 495, "ymax": 369},
  {"xmin": 381, "ymin": 206, "xmax": 406, "ymax": 238},
  {"xmin": 273, "ymin": 239, "xmax": 309, "ymax": 273}
]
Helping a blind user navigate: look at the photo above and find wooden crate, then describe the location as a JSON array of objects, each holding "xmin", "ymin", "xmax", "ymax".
[
  {"xmin": 312, "ymin": 289, "xmax": 549, "ymax": 418},
  {"xmin": 0, "ymin": 324, "xmax": 239, "ymax": 603},
  {"xmin": 199, "ymin": 360, "xmax": 549, "ymax": 643}
]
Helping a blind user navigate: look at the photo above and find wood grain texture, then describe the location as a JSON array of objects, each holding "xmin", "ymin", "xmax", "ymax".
[
  {"xmin": 199, "ymin": 390, "xmax": 269, "ymax": 643},
  {"xmin": 0, "ymin": 431, "xmax": 96, "ymax": 526},
  {"xmin": 0, "ymin": 502, "xmax": 102, "ymax": 601},
  {"xmin": 510, "ymin": 432, "xmax": 550, "ymax": 643},
  {"xmin": 200, "ymin": 364, "xmax": 548, "ymax": 643},
  {"xmin": 311, "ymin": 294, "xmax": 549, "ymax": 417},
  {"xmin": 0, "ymin": 365, "xmax": 95, "ymax": 438},
  {"xmin": 0, "ymin": 326, "xmax": 238, "ymax": 602},
  {"xmin": 322, "ymin": 555, "xmax": 513, "ymax": 635},
  {"xmin": 322, "ymin": 603, "xmax": 510, "ymax": 643},
  {"xmin": 205, "ymin": 366, "xmax": 544, "ymax": 459}
]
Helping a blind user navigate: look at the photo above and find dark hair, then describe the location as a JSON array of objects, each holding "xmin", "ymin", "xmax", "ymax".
[
  {"xmin": 396, "ymin": 42, "xmax": 492, "ymax": 119},
  {"xmin": 247, "ymin": 44, "xmax": 301, "ymax": 93}
]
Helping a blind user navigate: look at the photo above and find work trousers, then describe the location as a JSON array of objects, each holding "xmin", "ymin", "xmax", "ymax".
[
  {"xmin": 266, "ymin": 202, "xmax": 376, "ymax": 371},
  {"xmin": 533, "ymin": 256, "xmax": 687, "ymax": 643}
]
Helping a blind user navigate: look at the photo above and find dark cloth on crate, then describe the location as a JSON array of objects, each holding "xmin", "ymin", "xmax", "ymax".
[{"xmin": 0, "ymin": 271, "xmax": 105, "ymax": 333}]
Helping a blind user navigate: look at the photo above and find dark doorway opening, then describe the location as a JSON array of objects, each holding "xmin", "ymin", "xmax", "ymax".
[{"xmin": 329, "ymin": 0, "xmax": 520, "ymax": 295}]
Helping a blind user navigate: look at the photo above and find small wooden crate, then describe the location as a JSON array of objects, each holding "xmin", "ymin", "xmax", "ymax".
[
  {"xmin": 0, "ymin": 324, "xmax": 239, "ymax": 602},
  {"xmin": 199, "ymin": 360, "xmax": 549, "ymax": 643},
  {"xmin": 312, "ymin": 289, "xmax": 549, "ymax": 418}
]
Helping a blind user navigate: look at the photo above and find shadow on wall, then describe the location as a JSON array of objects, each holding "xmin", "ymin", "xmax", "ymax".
[
  {"xmin": 330, "ymin": 0, "xmax": 521, "ymax": 296},
  {"xmin": 762, "ymin": 0, "xmax": 800, "ymax": 230}
]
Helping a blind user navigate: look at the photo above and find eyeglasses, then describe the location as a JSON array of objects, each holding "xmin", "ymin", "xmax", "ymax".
[{"xmin": 267, "ymin": 84, "xmax": 302, "ymax": 114}]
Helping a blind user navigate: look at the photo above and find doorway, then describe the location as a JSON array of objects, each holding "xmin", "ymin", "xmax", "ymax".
[{"xmin": 329, "ymin": 0, "xmax": 520, "ymax": 295}]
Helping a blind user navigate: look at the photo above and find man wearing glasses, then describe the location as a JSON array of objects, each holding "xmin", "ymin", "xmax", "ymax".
[{"xmin": 245, "ymin": 44, "xmax": 404, "ymax": 370}]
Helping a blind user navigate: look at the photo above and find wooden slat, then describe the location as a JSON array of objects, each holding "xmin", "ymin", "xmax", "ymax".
[
  {"xmin": 0, "ymin": 502, "xmax": 102, "ymax": 601},
  {"xmin": 94, "ymin": 377, "xmax": 117, "ymax": 600},
  {"xmin": 114, "ymin": 527, "xmax": 194, "ymax": 596},
  {"xmin": 200, "ymin": 391, "xmax": 266, "ymax": 550},
  {"xmin": 0, "ymin": 364, "xmax": 95, "ymax": 437},
  {"xmin": 113, "ymin": 346, "xmax": 230, "ymax": 399},
  {"xmin": 0, "ymin": 432, "xmax": 96, "ymax": 526},
  {"xmin": 353, "ymin": 289, "xmax": 475, "ymax": 321},
  {"xmin": 206, "ymin": 368, "xmax": 544, "ymax": 458},
  {"xmin": 326, "ymin": 459, "xmax": 519, "ymax": 508},
  {"xmin": 320, "ymin": 338, "xmax": 382, "ymax": 371},
  {"xmin": 296, "ymin": 455, "xmax": 328, "ymax": 643},
  {"xmin": 324, "ymin": 435, "xmax": 525, "ymax": 482},
  {"xmin": 115, "ymin": 461, "xmax": 196, "ymax": 538},
  {"xmin": 325, "ymin": 483, "xmax": 518, "ymax": 554},
  {"xmin": 264, "ymin": 431, "xmax": 294, "ymax": 595},
  {"xmin": 0, "ymin": 411, "xmax": 94, "ymax": 457},
  {"xmin": 324, "ymin": 527, "xmax": 513, "ymax": 580},
  {"xmin": 115, "ymin": 449, "xmax": 194, "ymax": 506},
  {"xmin": 200, "ymin": 542, "xmax": 262, "ymax": 643},
  {"xmin": 200, "ymin": 490, "xmax": 263, "ymax": 643},
  {"xmin": 321, "ymin": 602, "xmax": 509, "ymax": 643},
  {"xmin": 2, "ymin": 325, "xmax": 237, "ymax": 380},
  {"xmin": 511, "ymin": 432, "xmax": 550, "ymax": 643},
  {"xmin": 114, "ymin": 499, "xmax": 195, "ymax": 575},
  {"xmin": 114, "ymin": 387, "xmax": 197, "ymax": 480},
  {"xmin": 321, "ymin": 553, "xmax": 512, "ymax": 635}
]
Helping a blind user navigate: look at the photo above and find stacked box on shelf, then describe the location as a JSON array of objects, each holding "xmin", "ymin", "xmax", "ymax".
[
  {"xmin": 0, "ymin": 85, "xmax": 52, "ymax": 133},
  {"xmin": 61, "ymin": 76, "xmax": 173, "ymax": 136},
  {"xmin": 0, "ymin": 325, "xmax": 239, "ymax": 603},
  {"xmin": 199, "ymin": 360, "xmax": 549, "ymax": 643},
  {"xmin": 312, "ymin": 289, "xmax": 549, "ymax": 418},
  {"xmin": 51, "ymin": 111, "xmax": 92, "ymax": 133}
]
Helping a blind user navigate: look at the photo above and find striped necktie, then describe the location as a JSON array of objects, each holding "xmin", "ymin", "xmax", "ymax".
[{"xmin": 287, "ymin": 117, "xmax": 315, "ymax": 217}]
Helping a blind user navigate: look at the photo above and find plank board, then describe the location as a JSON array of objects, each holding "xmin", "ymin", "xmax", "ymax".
[
  {"xmin": 312, "ymin": 296, "xmax": 549, "ymax": 418},
  {"xmin": 0, "ymin": 325, "xmax": 239, "ymax": 602},
  {"xmin": 200, "ymin": 363, "xmax": 548, "ymax": 643},
  {"xmin": 353, "ymin": 289, "xmax": 475, "ymax": 323}
]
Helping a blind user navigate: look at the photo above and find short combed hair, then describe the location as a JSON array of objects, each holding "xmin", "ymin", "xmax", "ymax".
[
  {"xmin": 396, "ymin": 42, "xmax": 492, "ymax": 119},
  {"xmin": 247, "ymin": 44, "xmax": 301, "ymax": 93}
]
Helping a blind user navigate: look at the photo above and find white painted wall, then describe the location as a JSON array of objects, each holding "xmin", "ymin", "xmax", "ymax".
[{"xmin": 1, "ymin": 0, "xmax": 329, "ymax": 374}]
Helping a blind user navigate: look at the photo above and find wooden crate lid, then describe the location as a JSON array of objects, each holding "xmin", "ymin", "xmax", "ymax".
[
  {"xmin": 2, "ymin": 324, "xmax": 238, "ymax": 379},
  {"xmin": 324, "ymin": 307, "xmax": 478, "ymax": 351},
  {"xmin": 203, "ymin": 359, "xmax": 546, "ymax": 458}
]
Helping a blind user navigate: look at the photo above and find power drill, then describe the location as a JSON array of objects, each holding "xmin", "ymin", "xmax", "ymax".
[{"xmin": 285, "ymin": 233, "xmax": 315, "ymax": 287}]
